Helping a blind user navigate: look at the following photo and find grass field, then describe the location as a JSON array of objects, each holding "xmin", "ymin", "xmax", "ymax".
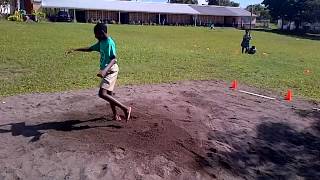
[{"xmin": 1, "ymin": 21, "xmax": 320, "ymax": 100}]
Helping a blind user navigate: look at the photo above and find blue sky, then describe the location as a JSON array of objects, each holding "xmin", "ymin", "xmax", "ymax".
[{"xmin": 145, "ymin": 0, "xmax": 263, "ymax": 7}]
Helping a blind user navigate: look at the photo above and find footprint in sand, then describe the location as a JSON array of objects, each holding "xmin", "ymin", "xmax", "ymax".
[
  {"xmin": 113, "ymin": 147, "xmax": 126, "ymax": 160},
  {"xmin": 163, "ymin": 105, "xmax": 170, "ymax": 111},
  {"xmin": 97, "ymin": 164, "xmax": 108, "ymax": 178},
  {"xmin": 83, "ymin": 162, "xmax": 119, "ymax": 179},
  {"xmin": 186, "ymin": 107, "xmax": 191, "ymax": 115}
]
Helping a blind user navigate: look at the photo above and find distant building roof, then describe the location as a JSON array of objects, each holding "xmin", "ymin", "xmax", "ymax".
[
  {"xmin": 225, "ymin": 6, "xmax": 256, "ymax": 17},
  {"xmin": 41, "ymin": 0, "xmax": 199, "ymax": 15},
  {"xmin": 190, "ymin": 5, "xmax": 254, "ymax": 17},
  {"xmin": 41, "ymin": 0, "xmax": 253, "ymax": 17}
]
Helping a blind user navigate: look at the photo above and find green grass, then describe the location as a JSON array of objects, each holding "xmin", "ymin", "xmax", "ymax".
[{"xmin": 1, "ymin": 21, "xmax": 320, "ymax": 100}]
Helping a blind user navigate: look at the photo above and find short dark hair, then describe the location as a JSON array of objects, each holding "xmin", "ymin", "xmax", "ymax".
[{"xmin": 94, "ymin": 23, "xmax": 107, "ymax": 34}]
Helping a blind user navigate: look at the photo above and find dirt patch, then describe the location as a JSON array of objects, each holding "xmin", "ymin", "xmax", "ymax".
[{"xmin": 0, "ymin": 80, "xmax": 319, "ymax": 179}]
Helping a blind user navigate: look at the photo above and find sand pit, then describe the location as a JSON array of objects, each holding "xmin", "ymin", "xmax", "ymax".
[{"xmin": 0, "ymin": 80, "xmax": 319, "ymax": 180}]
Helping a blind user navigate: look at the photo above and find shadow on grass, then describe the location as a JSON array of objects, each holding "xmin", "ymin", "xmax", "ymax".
[
  {"xmin": 253, "ymin": 29, "xmax": 320, "ymax": 41},
  {"xmin": 0, "ymin": 117, "xmax": 122, "ymax": 142},
  {"xmin": 186, "ymin": 121, "xmax": 320, "ymax": 179}
]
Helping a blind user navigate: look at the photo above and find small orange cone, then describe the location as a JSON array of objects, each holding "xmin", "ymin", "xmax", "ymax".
[
  {"xmin": 304, "ymin": 69, "xmax": 311, "ymax": 75},
  {"xmin": 230, "ymin": 80, "xmax": 238, "ymax": 90},
  {"xmin": 285, "ymin": 90, "xmax": 293, "ymax": 101}
]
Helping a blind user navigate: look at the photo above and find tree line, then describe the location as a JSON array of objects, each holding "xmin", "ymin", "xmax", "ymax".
[{"xmin": 262, "ymin": 0, "xmax": 320, "ymax": 26}]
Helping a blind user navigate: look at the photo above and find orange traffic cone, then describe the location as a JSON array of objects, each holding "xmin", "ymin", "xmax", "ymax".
[
  {"xmin": 230, "ymin": 80, "xmax": 238, "ymax": 90},
  {"xmin": 285, "ymin": 90, "xmax": 293, "ymax": 101}
]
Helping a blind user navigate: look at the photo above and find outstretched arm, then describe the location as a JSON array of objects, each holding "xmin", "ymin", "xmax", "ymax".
[
  {"xmin": 66, "ymin": 47, "xmax": 93, "ymax": 55},
  {"xmin": 74, "ymin": 47, "xmax": 93, "ymax": 52}
]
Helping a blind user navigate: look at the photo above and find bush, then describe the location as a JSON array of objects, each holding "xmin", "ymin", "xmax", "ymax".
[
  {"xmin": 7, "ymin": 15, "xmax": 18, "ymax": 21},
  {"xmin": 32, "ymin": 10, "xmax": 46, "ymax": 22},
  {"xmin": 0, "ymin": 14, "xmax": 9, "ymax": 21},
  {"xmin": 7, "ymin": 11, "xmax": 23, "ymax": 22}
]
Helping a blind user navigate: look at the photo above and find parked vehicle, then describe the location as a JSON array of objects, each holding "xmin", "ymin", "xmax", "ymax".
[{"xmin": 49, "ymin": 11, "xmax": 73, "ymax": 22}]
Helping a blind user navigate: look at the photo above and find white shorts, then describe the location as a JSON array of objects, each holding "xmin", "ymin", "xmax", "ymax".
[{"xmin": 100, "ymin": 64, "xmax": 119, "ymax": 91}]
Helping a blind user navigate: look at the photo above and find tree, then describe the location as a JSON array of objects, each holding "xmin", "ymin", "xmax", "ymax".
[
  {"xmin": 263, "ymin": 0, "xmax": 303, "ymax": 29},
  {"xmin": 208, "ymin": 0, "xmax": 239, "ymax": 7},
  {"xmin": 263, "ymin": 0, "xmax": 286, "ymax": 21},
  {"xmin": 0, "ymin": 0, "xmax": 9, "ymax": 5},
  {"xmin": 263, "ymin": 0, "xmax": 320, "ymax": 31},
  {"xmin": 246, "ymin": 4, "xmax": 271, "ymax": 20},
  {"xmin": 169, "ymin": 0, "xmax": 198, "ymax": 4},
  {"xmin": 301, "ymin": 0, "xmax": 320, "ymax": 23}
]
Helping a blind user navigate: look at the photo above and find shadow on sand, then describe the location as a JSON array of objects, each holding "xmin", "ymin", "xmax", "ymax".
[
  {"xmin": 186, "ymin": 116, "xmax": 320, "ymax": 179},
  {"xmin": 0, "ymin": 117, "xmax": 122, "ymax": 142}
]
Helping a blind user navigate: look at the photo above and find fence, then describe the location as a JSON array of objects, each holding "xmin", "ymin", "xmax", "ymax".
[{"xmin": 255, "ymin": 20, "xmax": 270, "ymax": 28}]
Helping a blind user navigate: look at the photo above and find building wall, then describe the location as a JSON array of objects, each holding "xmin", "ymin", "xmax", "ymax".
[
  {"xmin": 33, "ymin": 3, "xmax": 41, "ymax": 12},
  {"xmin": 197, "ymin": 15, "xmax": 224, "ymax": 25},
  {"xmin": 129, "ymin": 12, "xmax": 158, "ymax": 24},
  {"xmin": 129, "ymin": 12, "xmax": 145, "ymax": 24},
  {"xmin": 84, "ymin": 10, "xmax": 193, "ymax": 25},
  {"xmin": 167, "ymin": 14, "xmax": 192, "ymax": 25},
  {"xmin": 224, "ymin": 16, "xmax": 239, "ymax": 26},
  {"xmin": 129, "ymin": 13, "xmax": 193, "ymax": 25},
  {"xmin": 85, "ymin": 10, "xmax": 119, "ymax": 22}
]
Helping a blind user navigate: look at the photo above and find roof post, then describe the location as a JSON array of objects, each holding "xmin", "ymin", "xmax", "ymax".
[
  {"xmin": 17, "ymin": 0, "xmax": 20, "ymax": 11},
  {"xmin": 118, "ymin": 11, "xmax": 121, "ymax": 24},
  {"xmin": 73, "ymin": 9, "xmax": 76, "ymax": 23},
  {"xmin": 158, "ymin": 13, "xmax": 161, "ymax": 25}
]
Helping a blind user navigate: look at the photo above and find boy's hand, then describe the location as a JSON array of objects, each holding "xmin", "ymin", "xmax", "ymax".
[
  {"xmin": 99, "ymin": 69, "xmax": 110, "ymax": 78},
  {"xmin": 97, "ymin": 71, "xmax": 103, "ymax": 78}
]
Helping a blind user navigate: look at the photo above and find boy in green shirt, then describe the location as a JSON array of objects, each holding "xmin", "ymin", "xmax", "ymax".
[{"xmin": 67, "ymin": 23, "xmax": 131, "ymax": 122}]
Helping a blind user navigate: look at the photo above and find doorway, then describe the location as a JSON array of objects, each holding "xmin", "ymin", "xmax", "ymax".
[
  {"xmin": 75, "ymin": 10, "xmax": 86, "ymax": 23},
  {"xmin": 160, "ymin": 14, "xmax": 167, "ymax": 25},
  {"xmin": 120, "ymin": 12, "xmax": 129, "ymax": 24}
]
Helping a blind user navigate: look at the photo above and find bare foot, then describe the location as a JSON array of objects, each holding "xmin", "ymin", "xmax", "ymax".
[
  {"xmin": 125, "ymin": 107, "xmax": 132, "ymax": 123},
  {"xmin": 113, "ymin": 115, "xmax": 122, "ymax": 121}
]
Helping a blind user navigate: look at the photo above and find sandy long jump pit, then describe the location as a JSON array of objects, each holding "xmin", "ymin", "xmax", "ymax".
[{"xmin": 0, "ymin": 81, "xmax": 319, "ymax": 180}]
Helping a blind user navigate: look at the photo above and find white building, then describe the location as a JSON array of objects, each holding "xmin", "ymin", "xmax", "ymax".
[
  {"xmin": 41, "ymin": 0, "xmax": 255, "ymax": 27},
  {"xmin": 0, "ymin": 4, "xmax": 10, "ymax": 14}
]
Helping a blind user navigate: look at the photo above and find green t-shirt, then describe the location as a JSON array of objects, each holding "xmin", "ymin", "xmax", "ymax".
[{"xmin": 89, "ymin": 37, "xmax": 117, "ymax": 70}]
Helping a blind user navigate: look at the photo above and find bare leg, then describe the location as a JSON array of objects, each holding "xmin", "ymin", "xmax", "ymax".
[
  {"xmin": 99, "ymin": 88, "xmax": 131, "ymax": 121},
  {"xmin": 107, "ymin": 90, "xmax": 121, "ymax": 121}
]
